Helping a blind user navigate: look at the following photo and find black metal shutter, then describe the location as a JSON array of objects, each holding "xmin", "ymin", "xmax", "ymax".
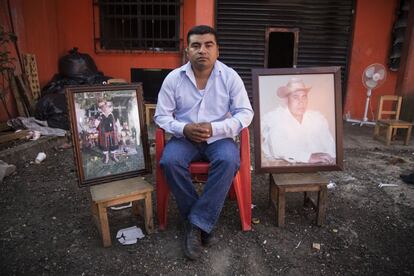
[{"xmin": 215, "ymin": 0, "xmax": 355, "ymax": 101}]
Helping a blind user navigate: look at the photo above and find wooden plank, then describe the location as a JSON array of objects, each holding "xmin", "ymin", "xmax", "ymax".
[
  {"xmin": 284, "ymin": 186, "xmax": 321, "ymax": 193},
  {"xmin": 15, "ymin": 74, "xmax": 35, "ymax": 115},
  {"xmin": 101, "ymin": 194, "xmax": 146, "ymax": 208},
  {"xmin": 272, "ymin": 173, "xmax": 328, "ymax": 186},
  {"xmin": 9, "ymin": 71, "xmax": 29, "ymax": 117},
  {"xmin": 0, "ymin": 130, "xmax": 30, "ymax": 144},
  {"xmin": 90, "ymin": 177, "xmax": 153, "ymax": 203},
  {"xmin": 23, "ymin": 54, "xmax": 41, "ymax": 100}
]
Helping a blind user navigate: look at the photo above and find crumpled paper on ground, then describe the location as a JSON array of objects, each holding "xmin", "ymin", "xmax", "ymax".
[
  {"xmin": 7, "ymin": 117, "xmax": 66, "ymax": 137},
  {"xmin": 116, "ymin": 226, "xmax": 145, "ymax": 245},
  {"xmin": 0, "ymin": 160, "xmax": 16, "ymax": 183}
]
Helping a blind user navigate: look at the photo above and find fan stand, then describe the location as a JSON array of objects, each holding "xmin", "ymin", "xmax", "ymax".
[
  {"xmin": 346, "ymin": 89, "xmax": 376, "ymax": 126},
  {"xmin": 360, "ymin": 89, "xmax": 375, "ymax": 126}
]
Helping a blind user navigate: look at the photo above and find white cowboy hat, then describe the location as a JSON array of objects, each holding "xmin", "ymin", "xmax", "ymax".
[{"xmin": 277, "ymin": 77, "xmax": 312, "ymax": 98}]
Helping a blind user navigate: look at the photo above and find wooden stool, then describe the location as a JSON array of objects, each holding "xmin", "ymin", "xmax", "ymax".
[
  {"xmin": 269, "ymin": 173, "xmax": 328, "ymax": 227},
  {"xmin": 145, "ymin": 103, "xmax": 157, "ymax": 126},
  {"xmin": 90, "ymin": 177, "xmax": 154, "ymax": 247}
]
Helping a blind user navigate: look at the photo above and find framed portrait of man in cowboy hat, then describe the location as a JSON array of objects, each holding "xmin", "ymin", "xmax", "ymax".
[{"xmin": 252, "ymin": 67, "xmax": 343, "ymax": 173}]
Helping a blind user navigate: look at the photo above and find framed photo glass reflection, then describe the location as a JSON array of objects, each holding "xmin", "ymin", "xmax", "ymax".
[
  {"xmin": 252, "ymin": 67, "xmax": 343, "ymax": 173},
  {"xmin": 66, "ymin": 84, "xmax": 151, "ymax": 186}
]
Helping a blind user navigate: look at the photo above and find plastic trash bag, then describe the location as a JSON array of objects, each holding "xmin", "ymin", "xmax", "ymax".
[
  {"xmin": 34, "ymin": 47, "xmax": 111, "ymax": 129},
  {"xmin": 34, "ymin": 93, "xmax": 69, "ymax": 130},
  {"xmin": 58, "ymin": 47, "xmax": 98, "ymax": 79}
]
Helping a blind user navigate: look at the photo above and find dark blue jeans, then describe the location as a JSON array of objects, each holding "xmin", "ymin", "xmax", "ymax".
[{"xmin": 160, "ymin": 137, "xmax": 240, "ymax": 233}]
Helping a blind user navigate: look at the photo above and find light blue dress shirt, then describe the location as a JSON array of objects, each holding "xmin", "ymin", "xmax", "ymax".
[{"xmin": 154, "ymin": 60, "xmax": 253, "ymax": 143}]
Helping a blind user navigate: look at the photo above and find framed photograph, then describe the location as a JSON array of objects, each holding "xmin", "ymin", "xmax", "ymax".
[
  {"xmin": 252, "ymin": 67, "xmax": 343, "ymax": 173},
  {"xmin": 66, "ymin": 84, "xmax": 151, "ymax": 187}
]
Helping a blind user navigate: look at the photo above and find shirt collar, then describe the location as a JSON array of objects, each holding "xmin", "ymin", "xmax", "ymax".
[{"xmin": 181, "ymin": 60, "xmax": 222, "ymax": 77}]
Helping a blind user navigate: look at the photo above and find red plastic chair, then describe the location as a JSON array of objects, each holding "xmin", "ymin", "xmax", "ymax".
[{"xmin": 155, "ymin": 128, "xmax": 252, "ymax": 231}]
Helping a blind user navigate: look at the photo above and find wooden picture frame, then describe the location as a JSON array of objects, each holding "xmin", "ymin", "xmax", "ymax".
[
  {"xmin": 252, "ymin": 67, "xmax": 343, "ymax": 173},
  {"xmin": 66, "ymin": 84, "xmax": 151, "ymax": 187}
]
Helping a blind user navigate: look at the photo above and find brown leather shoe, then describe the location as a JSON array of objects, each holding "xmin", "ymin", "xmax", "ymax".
[
  {"xmin": 183, "ymin": 221, "xmax": 202, "ymax": 260},
  {"xmin": 201, "ymin": 230, "xmax": 219, "ymax": 247}
]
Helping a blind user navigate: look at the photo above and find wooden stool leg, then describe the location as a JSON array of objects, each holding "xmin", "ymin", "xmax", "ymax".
[
  {"xmin": 392, "ymin": 128, "xmax": 398, "ymax": 141},
  {"xmin": 132, "ymin": 200, "xmax": 143, "ymax": 217},
  {"xmin": 97, "ymin": 204, "xmax": 111, "ymax": 247},
  {"xmin": 144, "ymin": 192, "xmax": 154, "ymax": 234},
  {"xmin": 405, "ymin": 126, "xmax": 412, "ymax": 145},
  {"xmin": 316, "ymin": 186, "xmax": 327, "ymax": 226},
  {"xmin": 304, "ymin": 192, "xmax": 309, "ymax": 206},
  {"xmin": 277, "ymin": 188, "xmax": 286, "ymax": 227},
  {"xmin": 268, "ymin": 174, "xmax": 275, "ymax": 208},
  {"xmin": 374, "ymin": 123, "xmax": 380, "ymax": 137},
  {"xmin": 270, "ymin": 182, "xmax": 277, "ymax": 206},
  {"xmin": 386, "ymin": 126, "xmax": 393, "ymax": 145}
]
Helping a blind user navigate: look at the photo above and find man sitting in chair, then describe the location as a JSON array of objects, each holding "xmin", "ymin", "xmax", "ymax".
[{"xmin": 154, "ymin": 25, "xmax": 253, "ymax": 260}]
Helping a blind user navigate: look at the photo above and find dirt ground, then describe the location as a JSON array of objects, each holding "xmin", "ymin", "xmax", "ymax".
[{"xmin": 1, "ymin": 122, "xmax": 414, "ymax": 275}]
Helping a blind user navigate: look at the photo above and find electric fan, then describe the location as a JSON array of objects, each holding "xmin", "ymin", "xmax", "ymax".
[{"xmin": 360, "ymin": 63, "xmax": 387, "ymax": 125}]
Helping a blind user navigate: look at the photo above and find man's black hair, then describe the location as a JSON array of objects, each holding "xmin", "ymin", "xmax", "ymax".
[{"xmin": 187, "ymin": 25, "xmax": 218, "ymax": 45}]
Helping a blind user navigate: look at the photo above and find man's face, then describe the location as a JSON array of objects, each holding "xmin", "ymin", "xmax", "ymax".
[
  {"xmin": 186, "ymin": 33, "xmax": 219, "ymax": 71},
  {"xmin": 287, "ymin": 90, "xmax": 308, "ymax": 117}
]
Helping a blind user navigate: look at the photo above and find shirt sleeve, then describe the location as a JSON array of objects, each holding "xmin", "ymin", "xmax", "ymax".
[
  {"xmin": 317, "ymin": 114, "xmax": 336, "ymax": 158},
  {"xmin": 211, "ymin": 71, "xmax": 253, "ymax": 138},
  {"xmin": 153, "ymin": 74, "xmax": 186, "ymax": 137}
]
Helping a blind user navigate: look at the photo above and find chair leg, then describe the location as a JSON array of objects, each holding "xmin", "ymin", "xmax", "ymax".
[
  {"xmin": 386, "ymin": 126, "xmax": 393, "ymax": 145},
  {"xmin": 228, "ymin": 184, "xmax": 236, "ymax": 201},
  {"xmin": 232, "ymin": 172, "xmax": 252, "ymax": 231},
  {"xmin": 156, "ymin": 173, "xmax": 170, "ymax": 230},
  {"xmin": 392, "ymin": 128, "xmax": 398, "ymax": 141},
  {"xmin": 405, "ymin": 126, "xmax": 412, "ymax": 145}
]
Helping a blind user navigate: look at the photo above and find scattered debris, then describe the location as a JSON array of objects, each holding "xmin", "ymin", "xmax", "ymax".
[
  {"xmin": 333, "ymin": 229, "xmax": 338, "ymax": 233},
  {"xmin": 0, "ymin": 160, "xmax": 16, "ymax": 183},
  {"xmin": 252, "ymin": 217, "xmax": 260, "ymax": 224},
  {"xmin": 110, "ymin": 202, "xmax": 132, "ymax": 210},
  {"xmin": 378, "ymin": 183, "xmax": 398, "ymax": 188},
  {"xmin": 312, "ymin": 243, "xmax": 321, "ymax": 250},
  {"xmin": 327, "ymin": 181, "xmax": 337, "ymax": 189},
  {"xmin": 35, "ymin": 152, "xmax": 46, "ymax": 164},
  {"xmin": 27, "ymin": 130, "xmax": 41, "ymax": 140},
  {"xmin": 251, "ymin": 204, "xmax": 256, "ymax": 209},
  {"xmin": 295, "ymin": 240, "xmax": 302, "ymax": 249},
  {"xmin": 116, "ymin": 226, "xmax": 144, "ymax": 245},
  {"xmin": 387, "ymin": 157, "xmax": 405, "ymax": 165}
]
